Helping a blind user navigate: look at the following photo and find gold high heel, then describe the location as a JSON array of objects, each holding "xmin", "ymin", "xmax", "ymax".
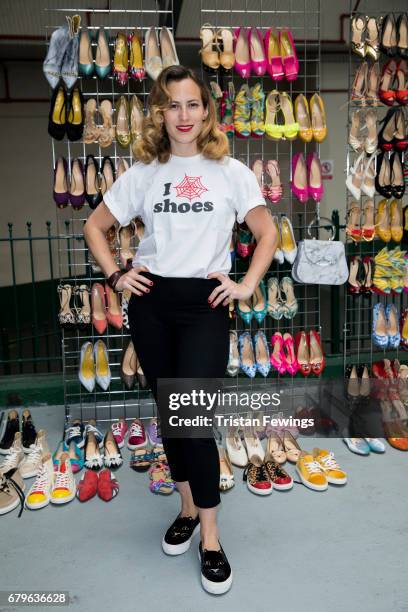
[
  {"xmin": 83, "ymin": 98, "xmax": 99, "ymax": 144},
  {"xmin": 113, "ymin": 32, "xmax": 129, "ymax": 86},
  {"xmin": 115, "ymin": 96, "xmax": 131, "ymax": 148},
  {"xmin": 390, "ymin": 199, "xmax": 403, "ymax": 243},
  {"xmin": 375, "ymin": 199, "xmax": 391, "ymax": 243},
  {"xmin": 309, "ymin": 93, "xmax": 327, "ymax": 142},
  {"xmin": 98, "ymin": 100, "xmax": 114, "ymax": 148},
  {"xmin": 199, "ymin": 23, "xmax": 220, "ymax": 70},
  {"xmin": 294, "ymin": 94, "xmax": 312, "ymax": 143},
  {"xmin": 130, "ymin": 95, "xmax": 144, "ymax": 144},
  {"xmin": 129, "ymin": 30, "xmax": 145, "ymax": 80}
]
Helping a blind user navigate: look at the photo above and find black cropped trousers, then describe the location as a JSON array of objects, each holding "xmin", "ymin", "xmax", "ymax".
[{"xmin": 128, "ymin": 272, "xmax": 230, "ymax": 508}]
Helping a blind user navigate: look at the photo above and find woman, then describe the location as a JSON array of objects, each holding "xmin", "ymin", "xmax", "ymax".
[{"xmin": 84, "ymin": 65, "xmax": 277, "ymax": 595}]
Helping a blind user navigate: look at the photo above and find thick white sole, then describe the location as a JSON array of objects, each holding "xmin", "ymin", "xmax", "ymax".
[
  {"xmin": 295, "ymin": 467, "xmax": 328, "ymax": 491},
  {"xmin": 273, "ymin": 480, "xmax": 294, "ymax": 491},
  {"xmin": 50, "ymin": 490, "xmax": 76, "ymax": 505},
  {"xmin": 127, "ymin": 440, "xmax": 147, "ymax": 451},
  {"xmin": 21, "ymin": 469, "xmax": 39, "ymax": 479},
  {"xmin": 0, "ymin": 497, "xmax": 21, "ymax": 515},
  {"xmin": 247, "ymin": 481, "xmax": 272, "ymax": 496},
  {"xmin": 25, "ymin": 498, "xmax": 50, "ymax": 510},
  {"xmin": 198, "ymin": 549, "xmax": 233, "ymax": 595},
  {"xmin": 0, "ymin": 448, "xmax": 12, "ymax": 455},
  {"xmin": 327, "ymin": 476, "xmax": 347, "ymax": 485},
  {"xmin": 162, "ymin": 523, "xmax": 200, "ymax": 556}
]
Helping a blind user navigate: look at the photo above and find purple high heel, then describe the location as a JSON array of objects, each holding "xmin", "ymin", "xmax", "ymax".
[
  {"xmin": 291, "ymin": 153, "xmax": 309, "ymax": 204},
  {"xmin": 53, "ymin": 157, "xmax": 69, "ymax": 208},
  {"xmin": 306, "ymin": 152, "xmax": 324, "ymax": 202},
  {"xmin": 69, "ymin": 158, "xmax": 85, "ymax": 210}
]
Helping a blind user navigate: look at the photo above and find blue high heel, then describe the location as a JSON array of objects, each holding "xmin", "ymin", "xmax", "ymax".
[
  {"xmin": 79, "ymin": 28, "xmax": 94, "ymax": 77},
  {"xmin": 254, "ymin": 331, "xmax": 271, "ymax": 377},
  {"xmin": 372, "ymin": 303, "xmax": 388, "ymax": 348},
  {"xmin": 252, "ymin": 280, "xmax": 268, "ymax": 324},
  {"xmin": 386, "ymin": 303, "xmax": 401, "ymax": 348},
  {"xmin": 239, "ymin": 332, "xmax": 257, "ymax": 378},
  {"xmin": 237, "ymin": 278, "xmax": 253, "ymax": 325},
  {"xmin": 95, "ymin": 28, "xmax": 111, "ymax": 79}
]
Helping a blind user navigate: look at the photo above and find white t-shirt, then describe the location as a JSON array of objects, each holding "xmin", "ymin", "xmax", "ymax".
[{"xmin": 103, "ymin": 153, "xmax": 265, "ymax": 278}]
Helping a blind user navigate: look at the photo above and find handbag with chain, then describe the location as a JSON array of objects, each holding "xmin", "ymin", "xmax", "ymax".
[{"xmin": 291, "ymin": 217, "xmax": 348, "ymax": 285}]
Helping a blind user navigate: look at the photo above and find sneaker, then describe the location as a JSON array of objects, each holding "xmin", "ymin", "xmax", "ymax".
[
  {"xmin": 111, "ymin": 418, "xmax": 128, "ymax": 449},
  {"xmin": 21, "ymin": 409, "xmax": 37, "ymax": 451},
  {"xmin": 0, "ymin": 410, "xmax": 20, "ymax": 455},
  {"xmin": 162, "ymin": 514, "xmax": 200, "ymax": 556},
  {"xmin": 365, "ymin": 438, "xmax": 386, "ymax": 453},
  {"xmin": 264, "ymin": 458, "xmax": 294, "ymax": 491},
  {"xmin": 97, "ymin": 468, "xmax": 119, "ymax": 502},
  {"xmin": 0, "ymin": 467, "xmax": 25, "ymax": 516},
  {"xmin": 146, "ymin": 418, "xmax": 161, "ymax": 446},
  {"xmin": 25, "ymin": 453, "xmax": 54, "ymax": 510},
  {"xmin": 76, "ymin": 469, "xmax": 98, "ymax": 502},
  {"xmin": 127, "ymin": 419, "xmax": 147, "ymax": 450},
  {"xmin": 0, "ymin": 432, "xmax": 24, "ymax": 474},
  {"xmin": 50, "ymin": 453, "xmax": 76, "ymax": 505},
  {"xmin": 343, "ymin": 437, "xmax": 370, "ymax": 456},
  {"xmin": 20, "ymin": 430, "xmax": 50, "ymax": 479},
  {"xmin": 198, "ymin": 542, "xmax": 233, "ymax": 595},
  {"xmin": 83, "ymin": 419, "xmax": 104, "ymax": 447},
  {"xmin": 243, "ymin": 456, "xmax": 273, "ymax": 496},
  {"xmin": 65, "ymin": 420, "xmax": 84, "ymax": 447},
  {"xmin": 295, "ymin": 451, "xmax": 328, "ymax": 491},
  {"xmin": 313, "ymin": 448, "xmax": 347, "ymax": 485}
]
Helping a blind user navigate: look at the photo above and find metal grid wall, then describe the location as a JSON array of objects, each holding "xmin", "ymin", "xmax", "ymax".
[{"xmin": 343, "ymin": 0, "xmax": 408, "ymax": 370}]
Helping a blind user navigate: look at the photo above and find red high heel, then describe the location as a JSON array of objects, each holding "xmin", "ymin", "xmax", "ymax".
[
  {"xmin": 379, "ymin": 59, "xmax": 398, "ymax": 106},
  {"xmin": 309, "ymin": 330, "xmax": 325, "ymax": 376},
  {"xmin": 347, "ymin": 256, "xmax": 362, "ymax": 295},
  {"xmin": 395, "ymin": 60, "xmax": 408, "ymax": 106},
  {"xmin": 105, "ymin": 284, "xmax": 123, "ymax": 330},
  {"xmin": 91, "ymin": 283, "xmax": 107, "ymax": 335},
  {"xmin": 294, "ymin": 331, "xmax": 311, "ymax": 377}
]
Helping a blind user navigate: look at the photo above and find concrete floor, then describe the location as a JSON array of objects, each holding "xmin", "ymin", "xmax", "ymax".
[{"xmin": 0, "ymin": 404, "xmax": 407, "ymax": 612}]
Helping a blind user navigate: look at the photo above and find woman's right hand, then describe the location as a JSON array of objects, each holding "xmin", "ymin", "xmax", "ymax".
[{"xmin": 115, "ymin": 266, "xmax": 153, "ymax": 296}]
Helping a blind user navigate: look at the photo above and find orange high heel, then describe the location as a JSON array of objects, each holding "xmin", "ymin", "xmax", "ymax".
[
  {"xmin": 91, "ymin": 283, "xmax": 107, "ymax": 335},
  {"xmin": 105, "ymin": 285, "xmax": 123, "ymax": 330}
]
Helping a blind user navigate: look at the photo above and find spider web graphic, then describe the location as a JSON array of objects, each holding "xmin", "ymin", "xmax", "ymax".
[{"xmin": 174, "ymin": 175, "xmax": 208, "ymax": 202}]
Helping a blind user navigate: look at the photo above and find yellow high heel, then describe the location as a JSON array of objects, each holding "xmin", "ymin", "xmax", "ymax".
[
  {"xmin": 113, "ymin": 32, "xmax": 129, "ymax": 86},
  {"xmin": 265, "ymin": 90, "xmax": 283, "ymax": 140},
  {"xmin": 375, "ymin": 199, "xmax": 391, "ymax": 243},
  {"xmin": 310, "ymin": 93, "xmax": 327, "ymax": 143},
  {"xmin": 294, "ymin": 94, "xmax": 312, "ymax": 143},
  {"xmin": 129, "ymin": 30, "xmax": 145, "ymax": 80},
  {"xmin": 390, "ymin": 199, "xmax": 403, "ymax": 243},
  {"xmin": 279, "ymin": 92, "xmax": 299, "ymax": 140},
  {"xmin": 199, "ymin": 24, "xmax": 220, "ymax": 70}
]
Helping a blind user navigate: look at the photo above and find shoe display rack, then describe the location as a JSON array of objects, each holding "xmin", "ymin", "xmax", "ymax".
[
  {"xmin": 45, "ymin": 4, "xmax": 177, "ymax": 425},
  {"xmin": 343, "ymin": 0, "xmax": 408, "ymax": 371},
  {"xmin": 199, "ymin": 0, "xmax": 326, "ymax": 408}
]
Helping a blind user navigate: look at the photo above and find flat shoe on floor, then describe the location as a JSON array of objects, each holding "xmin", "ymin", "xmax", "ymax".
[
  {"xmin": 76, "ymin": 469, "xmax": 98, "ymax": 502},
  {"xmin": 97, "ymin": 468, "xmax": 119, "ymax": 501}
]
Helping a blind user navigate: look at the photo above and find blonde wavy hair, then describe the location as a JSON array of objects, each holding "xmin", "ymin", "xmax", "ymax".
[{"xmin": 132, "ymin": 65, "xmax": 229, "ymax": 164}]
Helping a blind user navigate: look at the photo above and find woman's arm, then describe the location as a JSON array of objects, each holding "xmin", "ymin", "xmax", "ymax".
[
  {"xmin": 83, "ymin": 203, "xmax": 152, "ymax": 296},
  {"xmin": 208, "ymin": 205, "xmax": 278, "ymax": 307},
  {"xmin": 239, "ymin": 206, "xmax": 278, "ymax": 293}
]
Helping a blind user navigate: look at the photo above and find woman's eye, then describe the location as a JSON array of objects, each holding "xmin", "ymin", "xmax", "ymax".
[{"xmin": 189, "ymin": 103, "xmax": 199, "ymax": 108}]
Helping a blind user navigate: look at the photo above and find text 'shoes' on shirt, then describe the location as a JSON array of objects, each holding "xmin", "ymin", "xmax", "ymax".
[{"xmin": 103, "ymin": 153, "xmax": 265, "ymax": 278}]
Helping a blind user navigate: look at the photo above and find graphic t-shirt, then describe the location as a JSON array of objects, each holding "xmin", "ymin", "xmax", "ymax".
[{"xmin": 103, "ymin": 153, "xmax": 265, "ymax": 278}]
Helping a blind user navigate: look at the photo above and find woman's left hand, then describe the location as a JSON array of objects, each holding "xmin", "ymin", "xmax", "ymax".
[{"xmin": 207, "ymin": 272, "xmax": 253, "ymax": 307}]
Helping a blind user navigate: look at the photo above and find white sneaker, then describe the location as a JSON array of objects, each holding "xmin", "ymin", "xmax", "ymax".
[
  {"xmin": 20, "ymin": 430, "xmax": 50, "ymax": 479},
  {"xmin": 243, "ymin": 426, "xmax": 264, "ymax": 462},
  {"xmin": 25, "ymin": 453, "xmax": 54, "ymax": 510},
  {"xmin": 0, "ymin": 432, "xmax": 24, "ymax": 474},
  {"xmin": 50, "ymin": 453, "xmax": 76, "ymax": 504},
  {"xmin": 226, "ymin": 420, "xmax": 248, "ymax": 467}
]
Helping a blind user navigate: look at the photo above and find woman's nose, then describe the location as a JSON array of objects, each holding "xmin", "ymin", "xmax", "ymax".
[{"xmin": 179, "ymin": 105, "xmax": 189, "ymax": 121}]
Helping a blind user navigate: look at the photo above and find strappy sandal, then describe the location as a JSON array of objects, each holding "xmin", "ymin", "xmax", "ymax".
[
  {"xmin": 351, "ymin": 62, "xmax": 368, "ymax": 106},
  {"xmin": 83, "ymin": 98, "xmax": 100, "ymax": 144},
  {"xmin": 149, "ymin": 462, "xmax": 175, "ymax": 495},
  {"xmin": 118, "ymin": 222, "xmax": 136, "ymax": 270},
  {"xmin": 265, "ymin": 432, "xmax": 286, "ymax": 464},
  {"xmin": 348, "ymin": 110, "xmax": 363, "ymax": 152},
  {"xmin": 74, "ymin": 285, "xmax": 91, "ymax": 327},
  {"xmin": 216, "ymin": 27, "xmax": 234, "ymax": 70},
  {"xmin": 265, "ymin": 90, "xmax": 283, "ymax": 140},
  {"xmin": 130, "ymin": 448, "xmax": 152, "ymax": 472},
  {"xmin": 361, "ymin": 200, "xmax": 376, "ymax": 241},
  {"xmin": 58, "ymin": 284, "xmax": 76, "ymax": 328},
  {"xmin": 199, "ymin": 24, "xmax": 220, "ymax": 71},
  {"xmin": 351, "ymin": 14, "xmax": 366, "ymax": 58},
  {"xmin": 265, "ymin": 159, "xmax": 283, "ymax": 203},
  {"xmin": 98, "ymin": 100, "xmax": 114, "ymax": 148},
  {"xmin": 282, "ymin": 430, "xmax": 301, "ymax": 463},
  {"xmin": 346, "ymin": 205, "xmax": 362, "ymax": 242},
  {"xmin": 279, "ymin": 91, "xmax": 299, "ymax": 140}
]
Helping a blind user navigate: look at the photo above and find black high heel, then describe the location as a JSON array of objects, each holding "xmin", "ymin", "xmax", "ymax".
[
  {"xmin": 66, "ymin": 85, "xmax": 84, "ymax": 142},
  {"xmin": 380, "ymin": 14, "xmax": 398, "ymax": 57},
  {"xmin": 396, "ymin": 13, "xmax": 408, "ymax": 59},
  {"xmin": 390, "ymin": 151, "xmax": 405, "ymax": 199},
  {"xmin": 375, "ymin": 152, "xmax": 393, "ymax": 199},
  {"xmin": 100, "ymin": 157, "xmax": 116, "ymax": 197},
  {"xmin": 48, "ymin": 83, "xmax": 66, "ymax": 140},
  {"xmin": 85, "ymin": 155, "xmax": 102, "ymax": 210},
  {"xmin": 377, "ymin": 108, "xmax": 397, "ymax": 152}
]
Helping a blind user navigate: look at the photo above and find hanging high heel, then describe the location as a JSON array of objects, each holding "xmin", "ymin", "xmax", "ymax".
[
  {"xmin": 295, "ymin": 93, "xmax": 313, "ymax": 143},
  {"xmin": 380, "ymin": 14, "xmax": 398, "ymax": 57},
  {"xmin": 351, "ymin": 62, "xmax": 368, "ymax": 106},
  {"xmin": 267, "ymin": 277, "xmax": 284, "ymax": 320},
  {"xmin": 379, "ymin": 59, "xmax": 398, "ymax": 106},
  {"xmin": 115, "ymin": 96, "xmax": 131, "ymax": 148},
  {"xmin": 264, "ymin": 27, "xmax": 283, "ymax": 80},
  {"xmin": 254, "ymin": 331, "xmax": 270, "ymax": 377},
  {"xmin": 361, "ymin": 199, "xmax": 376, "ymax": 242},
  {"xmin": 129, "ymin": 30, "xmax": 145, "ymax": 80},
  {"xmin": 98, "ymin": 100, "xmax": 114, "ymax": 148},
  {"xmin": 346, "ymin": 205, "xmax": 362, "ymax": 242},
  {"xmin": 145, "ymin": 27, "xmax": 162, "ymax": 80},
  {"xmin": 365, "ymin": 17, "xmax": 380, "ymax": 61},
  {"xmin": 378, "ymin": 108, "xmax": 397, "ymax": 152},
  {"xmin": 58, "ymin": 284, "xmax": 76, "ymax": 328},
  {"xmin": 85, "ymin": 154, "xmax": 102, "ymax": 210},
  {"xmin": 238, "ymin": 332, "xmax": 256, "ymax": 378},
  {"xmin": 265, "ymin": 159, "xmax": 283, "ymax": 203},
  {"xmin": 350, "ymin": 14, "xmax": 366, "ymax": 58},
  {"xmin": 113, "ymin": 32, "xmax": 129, "ymax": 85},
  {"xmin": 95, "ymin": 28, "xmax": 111, "ymax": 79},
  {"xmin": 346, "ymin": 151, "xmax": 365, "ymax": 200},
  {"xmin": 252, "ymin": 280, "xmax": 267, "ymax": 324},
  {"xmin": 366, "ymin": 62, "xmax": 380, "ymax": 106},
  {"xmin": 280, "ymin": 277, "xmax": 298, "ymax": 319},
  {"xmin": 390, "ymin": 152, "xmax": 405, "ymax": 199},
  {"xmin": 53, "ymin": 157, "xmax": 69, "ymax": 208},
  {"xmin": 249, "ymin": 82, "xmax": 265, "ymax": 137},
  {"xmin": 291, "ymin": 153, "xmax": 309, "ymax": 203},
  {"xmin": 79, "ymin": 28, "xmax": 94, "ymax": 77},
  {"xmin": 280, "ymin": 29, "xmax": 299, "ymax": 81},
  {"xmin": 309, "ymin": 93, "xmax": 327, "ymax": 142},
  {"xmin": 233, "ymin": 27, "xmax": 251, "ymax": 78},
  {"xmin": 83, "ymin": 98, "xmax": 99, "ymax": 145}
]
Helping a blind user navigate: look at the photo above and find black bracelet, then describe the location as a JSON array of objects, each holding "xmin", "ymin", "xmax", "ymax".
[{"xmin": 107, "ymin": 270, "xmax": 125, "ymax": 292}]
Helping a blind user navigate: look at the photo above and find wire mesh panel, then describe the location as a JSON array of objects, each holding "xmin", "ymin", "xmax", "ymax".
[{"xmin": 343, "ymin": 0, "xmax": 408, "ymax": 371}]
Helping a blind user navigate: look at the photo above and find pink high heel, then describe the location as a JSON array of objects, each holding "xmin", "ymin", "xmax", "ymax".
[
  {"xmin": 306, "ymin": 152, "xmax": 324, "ymax": 202},
  {"xmin": 264, "ymin": 28, "xmax": 284, "ymax": 80},
  {"xmin": 265, "ymin": 160, "xmax": 283, "ymax": 204},
  {"xmin": 105, "ymin": 284, "xmax": 123, "ymax": 330},
  {"xmin": 280, "ymin": 29, "xmax": 299, "ymax": 81},
  {"xmin": 282, "ymin": 333, "xmax": 299, "ymax": 376},
  {"xmin": 248, "ymin": 27, "xmax": 267, "ymax": 76},
  {"xmin": 291, "ymin": 153, "xmax": 309, "ymax": 204},
  {"xmin": 233, "ymin": 27, "xmax": 251, "ymax": 78},
  {"xmin": 270, "ymin": 332, "xmax": 286, "ymax": 375}
]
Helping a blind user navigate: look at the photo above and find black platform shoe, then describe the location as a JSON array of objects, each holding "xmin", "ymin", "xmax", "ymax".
[
  {"xmin": 48, "ymin": 83, "xmax": 66, "ymax": 140},
  {"xmin": 198, "ymin": 541, "xmax": 233, "ymax": 595}
]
